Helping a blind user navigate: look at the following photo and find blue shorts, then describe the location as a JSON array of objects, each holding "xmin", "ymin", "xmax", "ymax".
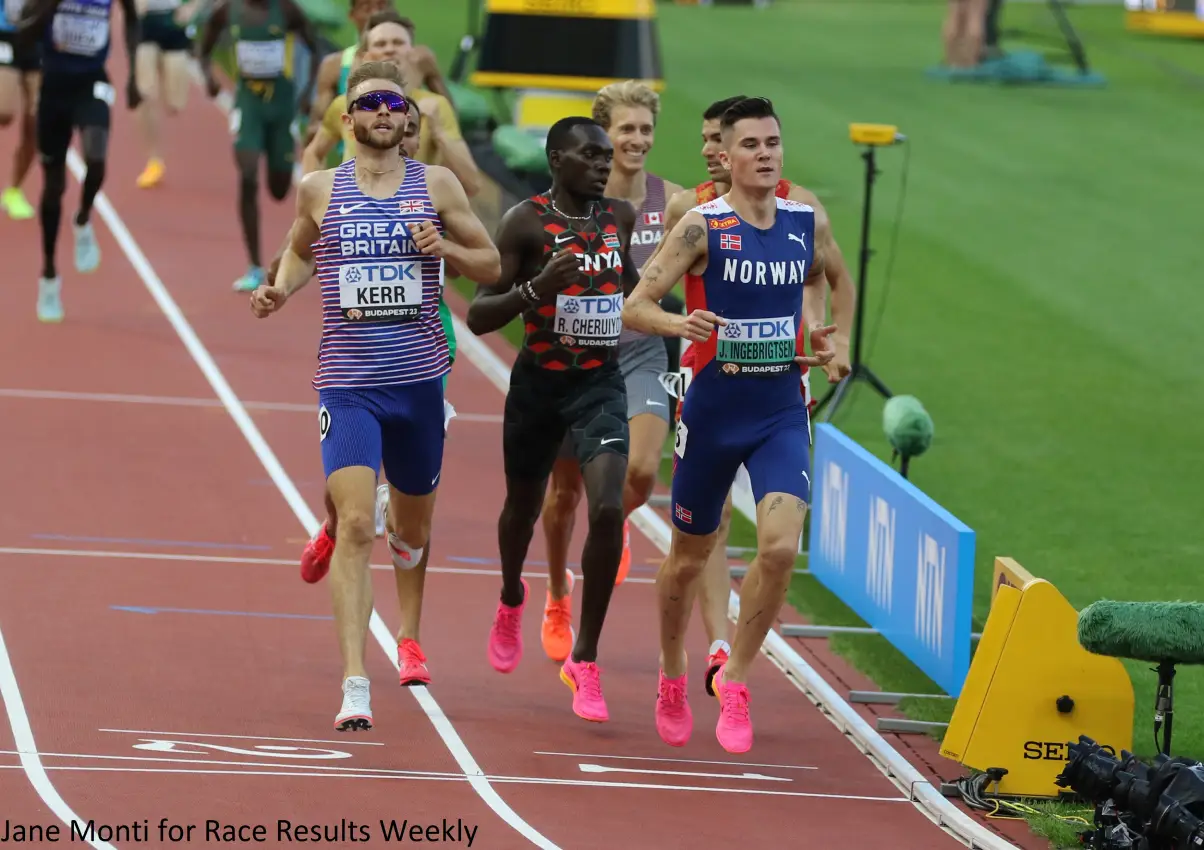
[
  {"xmin": 318, "ymin": 380, "xmax": 446, "ymax": 495},
  {"xmin": 670, "ymin": 403, "xmax": 812, "ymax": 536}
]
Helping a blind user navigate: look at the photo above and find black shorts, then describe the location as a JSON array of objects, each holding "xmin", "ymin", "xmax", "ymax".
[
  {"xmin": 140, "ymin": 11, "xmax": 191, "ymax": 52},
  {"xmin": 503, "ymin": 356, "xmax": 629, "ymax": 482},
  {"xmin": 37, "ymin": 70, "xmax": 111, "ymax": 166},
  {"xmin": 0, "ymin": 31, "xmax": 41, "ymax": 73}
]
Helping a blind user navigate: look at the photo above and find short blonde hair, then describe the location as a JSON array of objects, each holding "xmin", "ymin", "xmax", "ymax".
[{"xmin": 592, "ymin": 80, "xmax": 659, "ymax": 130}]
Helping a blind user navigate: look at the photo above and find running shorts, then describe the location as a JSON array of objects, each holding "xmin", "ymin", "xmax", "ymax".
[
  {"xmin": 318, "ymin": 379, "xmax": 446, "ymax": 495},
  {"xmin": 232, "ymin": 81, "xmax": 296, "ymax": 174},
  {"xmin": 670, "ymin": 399, "xmax": 812, "ymax": 536},
  {"xmin": 0, "ymin": 31, "xmax": 41, "ymax": 73},
  {"xmin": 555, "ymin": 332, "xmax": 667, "ymax": 461},
  {"xmin": 504, "ymin": 357, "xmax": 628, "ymax": 482},
  {"xmin": 140, "ymin": 11, "xmax": 191, "ymax": 51},
  {"xmin": 36, "ymin": 71, "xmax": 111, "ymax": 167}
]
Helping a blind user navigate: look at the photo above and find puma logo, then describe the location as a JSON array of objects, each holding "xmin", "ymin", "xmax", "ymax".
[{"xmin": 788, "ymin": 233, "xmax": 806, "ymax": 249}]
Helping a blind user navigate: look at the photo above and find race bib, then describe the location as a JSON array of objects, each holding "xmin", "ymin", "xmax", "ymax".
[
  {"xmin": 716, "ymin": 315, "xmax": 797, "ymax": 376},
  {"xmin": 553, "ymin": 291, "xmax": 623, "ymax": 348},
  {"xmin": 0, "ymin": 42, "xmax": 12, "ymax": 65},
  {"xmin": 338, "ymin": 261, "xmax": 423, "ymax": 322},
  {"xmin": 142, "ymin": 0, "xmax": 179, "ymax": 11},
  {"xmin": 235, "ymin": 38, "xmax": 285, "ymax": 78},
  {"xmin": 51, "ymin": 10, "xmax": 109, "ymax": 56}
]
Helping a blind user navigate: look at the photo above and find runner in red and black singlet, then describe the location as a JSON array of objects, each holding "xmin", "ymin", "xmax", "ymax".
[{"xmin": 465, "ymin": 116, "xmax": 639, "ymax": 724}]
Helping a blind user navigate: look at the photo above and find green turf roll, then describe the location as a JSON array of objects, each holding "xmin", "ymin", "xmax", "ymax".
[
  {"xmin": 1078, "ymin": 600, "xmax": 1204, "ymax": 665},
  {"xmin": 882, "ymin": 395, "xmax": 933, "ymax": 458}
]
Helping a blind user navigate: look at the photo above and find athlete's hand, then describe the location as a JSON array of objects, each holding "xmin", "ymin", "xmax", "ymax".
[
  {"xmin": 677, "ymin": 309, "xmax": 726, "ymax": 343},
  {"xmin": 796, "ymin": 323, "xmax": 837, "ymax": 368},
  {"xmin": 204, "ymin": 70, "xmax": 221, "ymax": 99},
  {"xmin": 126, "ymin": 76, "xmax": 141, "ymax": 110},
  {"xmin": 250, "ymin": 285, "xmax": 287, "ymax": 318},
  {"xmin": 530, "ymin": 249, "xmax": 580, "ymax": 298},
  {"xmin": 409, "ymin": 220, "xmax": 445, "ymax": 257}
]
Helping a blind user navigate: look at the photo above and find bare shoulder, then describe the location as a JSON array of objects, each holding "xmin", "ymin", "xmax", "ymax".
[
  {"xmin": 298, "ymin": 168, "xmax": 335, "ymax": 217},
  {"xmin": 661, "ymin": 178, "xmax": 686, "ymax": 198},
  {"xmin": 665, "ymin": 187, "xmax": 696, "ymax": 220},
  {"xmin": 422, "ymin": 163, "xmax": 463, "ymax": 205},
  {"xmin": 317, "ymin": 51, "xmax": 342, "ymax": 78},
  {"xmin": 607, "ymin": 196, "xmax": 637, "ymax": 227}
]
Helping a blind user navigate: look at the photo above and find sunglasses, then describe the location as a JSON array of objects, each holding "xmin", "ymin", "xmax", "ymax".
[{"xmin": 349, "ymin": 90, "xmax": 409, "ymax": 114}]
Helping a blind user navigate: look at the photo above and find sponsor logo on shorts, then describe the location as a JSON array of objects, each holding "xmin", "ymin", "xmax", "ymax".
[
  {"xmin": 709, "ymin": 216, "xmax": 739, "ymax": 231},
  {"xmin": 675, "ymin": 504, "xmax": 692, "ymax": 524}
]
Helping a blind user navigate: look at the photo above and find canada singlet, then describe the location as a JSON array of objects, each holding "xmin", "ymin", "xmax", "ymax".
[
  {"xmin": 311, "ymin": 158, "xmax": 450, "ymax": 390},
  {"xmin": 518, "ymin": 194, "xmax": 626, "ymax": 372},
  {"xmin": 683, "ymin": 194, "xmax": 816, "ymax": 412},
  {"xmin": 617, "ymin": 174, "xmax": 667, "ymax": 346}
]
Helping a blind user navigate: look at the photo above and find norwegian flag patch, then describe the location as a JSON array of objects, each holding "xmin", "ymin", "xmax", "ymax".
[
  {"xmin": 719, "ymin": 233, "xmax": 741, "ymax": 251},
  {"xmin": 398, "ymin": 199, "xmax": 425, "ymax": 214},
  {"xmin": 675, "ymin": 504, "xmax": 692, "ymax": 524}
]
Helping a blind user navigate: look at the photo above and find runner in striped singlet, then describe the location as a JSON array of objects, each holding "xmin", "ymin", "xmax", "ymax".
[
  {"xmin": 537, "ymin": 81, "xmax": 683, "ymax": 664},
  {"xmin": 466, "ymin": 116, "xmax": 639, "ymax": 723},
  {"xmin": 250, "ymin": 60, "xmax": 500, "ymax": 731},
  {"xmin": 647, "ymin": 95, "xmax": 856, "ymax": 699}
]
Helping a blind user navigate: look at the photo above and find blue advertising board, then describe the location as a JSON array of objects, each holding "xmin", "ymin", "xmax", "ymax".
[{"xmin": 807, "ymin": 423, "xmax": 976, "ymax": 696}]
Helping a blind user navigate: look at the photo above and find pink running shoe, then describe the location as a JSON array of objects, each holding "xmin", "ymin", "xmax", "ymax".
[
  {"xmin": 488, "ymin": 579, "xmax": 527, "ymax": 673},
  {"xmin": 713, "ymin": 664, "xmax": 753, "ymax": 753},
  {"xmin": 560, "ymin": 657, "xmax": 609, "ymax": 722},
  {"xmin": 301, "ymin": 522, "xmax": 334, "ymax": 584},
  {"xmin": 398, "ymin": 638, "xmax": 431, "ymax": 686},
  {"xmin": 655, "ymin": 669, "xmax": 692, "ymax": 746},
  {"xmin": 705, "ymin": 646, "xmax": 729, "ymax": 697}
]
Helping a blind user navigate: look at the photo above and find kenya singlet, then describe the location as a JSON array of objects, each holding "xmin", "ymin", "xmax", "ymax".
[
  {"xmin": 518, "ymin": 195, "xmax": 626, "ymax": 372},
  {"xmin": 683, "ymin": 194, "xmax": 816, "ymax": 414},
  {"xmin": 42, "ymin": 0, "xmax": 112, "ymax": 76},
  {"xmin": 311, "ymin": 158, "xmax": 450, "ymax": 390}
]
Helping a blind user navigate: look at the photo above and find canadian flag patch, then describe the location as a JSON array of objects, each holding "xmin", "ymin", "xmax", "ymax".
[{"xmin": 642, "ymin": 211, "xmax": 662, "ymax": 226}]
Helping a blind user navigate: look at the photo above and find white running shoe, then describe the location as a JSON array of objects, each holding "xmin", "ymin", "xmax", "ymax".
[
  {"xmin": 37, "ymin": 277, "xmax": 64, "ymax": 323},
  {"xmin": 74, "ymin": 221, "xmax": 100, "ymax": 273},
  {"xmin": 375, "ymin": 483, "xmax": 389, "ymax": 537},
  {"xmin": 334, "ymin": 676, "xmax": 372, "ymax": 731}
]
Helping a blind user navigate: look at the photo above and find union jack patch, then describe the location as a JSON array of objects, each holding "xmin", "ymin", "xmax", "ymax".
[
  {"xmin": 719, "ymin": 233, "xmax": 741, "ymax": 251},
  {"xmin": 675, "ymin": 504, "xmax": 693, "ymax": 524},
  {"xmin": 399, "ymin": 199, "xmax": 425, "ymax": 214}
]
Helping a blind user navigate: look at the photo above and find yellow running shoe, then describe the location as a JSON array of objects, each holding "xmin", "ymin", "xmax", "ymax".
[
  {"xmin": 2, "ymin": 187, "xmax": 34, "ymax": 220},
  {"xmin": 136, "ymin": 158, "xmax": 164, "ymax": 189}
]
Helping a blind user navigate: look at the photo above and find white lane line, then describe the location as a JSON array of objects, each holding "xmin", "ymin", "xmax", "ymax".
[
  {"xmin": 0, "ymin": 618, "xmax": 115, "ymax": 849},
  {"xmin": 61, "ymin": 148, "xmax": 562, "ymax": 850},
  {"xmin": 0, "ymin": 388, "xmax": 502, "ymax": 421},
  {"xmin": 0, "ymin": 546, "xmax": 655, "ymax": 584},
  {"xmin": 533, "ymin": 751, "xmax": 818, "ymax": 771},
  {"xmin": 97, "ymin": 728, "xmax": 385, "ymax": 746}
]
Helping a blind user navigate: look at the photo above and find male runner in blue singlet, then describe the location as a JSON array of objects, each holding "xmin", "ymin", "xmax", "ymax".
[
  {"xmin": 250, "ymin": 60, "xmax": 500, "ymax": 731},
  {"xmin": 623, "ymin": 97, "xmax": 836, "ymax": 754},
  {"xmin": 15, "ymin": 0, "xmax": 139, "ymax": 321}
]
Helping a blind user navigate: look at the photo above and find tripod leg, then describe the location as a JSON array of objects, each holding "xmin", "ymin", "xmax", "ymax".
[
  {"xmin": 817, "ymin": 373, "xmax": 855, "ymax": 424},
  {"xmin": 863, "ymin": 366, "xmax": 893, "ymax": 399}
]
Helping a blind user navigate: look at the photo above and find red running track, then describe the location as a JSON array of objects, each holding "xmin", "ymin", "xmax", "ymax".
[{"xmin": 0, "ymin": 54, "xmax": 984, "ymax": 850}]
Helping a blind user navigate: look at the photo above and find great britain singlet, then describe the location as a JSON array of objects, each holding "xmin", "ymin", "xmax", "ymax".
[
  {"xmin": 41, "ymin": 0, "xmax": 112, "ymax": 75},
  {"xmin": 518, "ymin": 195, "xmax": 626, "ymax": 372},
  {"xmin": 683, "ymin": 194, "xmax": 816, "ymax": 410},
  {"xmin": 617, "ymin": 174, "xmax": 666, "ymax": 346},
  {"xmin": 311, "ymin": 158, "xmax": 450, "ymax": 390}
]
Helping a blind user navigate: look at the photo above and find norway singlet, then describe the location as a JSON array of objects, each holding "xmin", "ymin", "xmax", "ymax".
[
  {"xmin": 310, "ymin": 158, "xmax": 449, "ymax": 493},
  {"xmin": 669, "ymin": 194, "xmax": 817, "ymax": 535},
  {"xmin": 503, "ymin": 194, "xmax": 630, "ymax": 481}
]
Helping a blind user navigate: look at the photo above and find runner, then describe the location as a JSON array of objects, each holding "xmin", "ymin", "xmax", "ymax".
[
  {"xmin": 16, "ymin": 0, "xmax": 140, "ymax": 322},
  {"xmin": 537, "ymin": 80, "xmax": 683, "ymax": 664},
  {"xmin": 300, "ymin": 0, "xmax": 384, "ymax": 154},
  {"xmin": 465, "ymin": 115, "xmax": 638, "ymax": 723},
  {"xmin": 0, "ymin": 0, "xmax": 40, "ymax": 221},
  {"xmin": 249, "ymin": 60, "xmax": 500, "ymax": 728},
  {"xmin": 622, "ymin": 96, "xmax": 837, "ymax": 753},
  {"xmin": 197, "ymin": 0, "xmax": 319, "ymax": 292},
  {"xmin": 648, "ymin": 94, "xmax": 856, "ymax": 697},
  {"xmin": 130, "ymin": 0, "xmax": 197, "ymax": 188}
]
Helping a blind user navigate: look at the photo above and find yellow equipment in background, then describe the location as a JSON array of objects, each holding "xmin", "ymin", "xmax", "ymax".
[
  {"xmin": 470, "ymin": 0, "xmax": 664, "ymax": 132},
  {"xmin": 1124, "ymin": 0, "xmax": 1204, "ymax": 38},
  {"xmin": 939, "ymin": 558, "xmax": 1134, "ymax": 799}
]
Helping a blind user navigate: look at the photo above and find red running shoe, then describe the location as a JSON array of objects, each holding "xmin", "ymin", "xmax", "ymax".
[{"xmin": 301, "ymin": 522, "xmax": 334, "ymax": 584}]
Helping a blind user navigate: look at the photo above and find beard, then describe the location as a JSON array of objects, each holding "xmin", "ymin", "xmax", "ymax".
[{"xmin": 353, "ymin": 121, "xmax": 407, "ymax": 150}]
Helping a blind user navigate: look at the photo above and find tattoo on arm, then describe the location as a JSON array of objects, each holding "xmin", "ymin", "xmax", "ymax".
[{"xmin": 681, "ymin": 225, "xmax": 705, "ymax": 248}]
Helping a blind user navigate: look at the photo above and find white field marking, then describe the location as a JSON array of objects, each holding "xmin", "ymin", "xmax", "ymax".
[
  {"xmin": 577, "ymin": 763, "xmax": 792, "ymax": 783},
  {"xmin": 0, "ymin": 619, "xmax": 115, "ymax": 849},
  {"xmin": 443, "ymin": 311, "xmax": 1017, "ymax": 849},
  {"xmin": 0, "ymin": 764, "xmax": 909, "ymax": 802},
  {"xmin": 62, "ymin": 149, "xmax": 562, "ymax": 850},
  {"xmin": 0, "ymin": 388, "xmax": 502, "ymax": 422},
  {"xmin": 534, "ymin": 751, "xmax": 818, "ymax": 771},
  {"xmin": 98, "ymin": 728, "xmax": 385, "ymax": 746},
  {"xmin": 0, "ymin": 546, "xmax": 654, "ymax": 584}
]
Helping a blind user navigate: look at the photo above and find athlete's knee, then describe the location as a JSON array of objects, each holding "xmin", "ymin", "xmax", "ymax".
[
  {"xmin": 664, "ymin": 541, "xmax": 708, "ymax": 584},
  {"xmin": 83, "ymin": 158, "xmax": 106, "ymax": 185},
  {"xmin": 543, "ymin": 471, "xmax": 582, "ymax": 523},
  {"xmin": 586, "ymin": 484, "xmax": 624, "ymax": 535},
  {"xmin": 624, "ymin": 462, "xmax": 658, "ymax": 509},
  {"xmin": 331, "ymin": 507, "xmax": 375, "ymax": 554},
  {"xmin": 41, "ymin": 161, "xmax": 67, "ymax": 198},
  {"xmin": 755, "ymin": 538, "xmax": 798, "ymax": 580},
  {"xmin": 501, "ymin": 482, "xmax": 544, "ymax": 530},
  {"xmin": 80, "ymin": 127, "xmax": 108, "ymax": 162}
]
